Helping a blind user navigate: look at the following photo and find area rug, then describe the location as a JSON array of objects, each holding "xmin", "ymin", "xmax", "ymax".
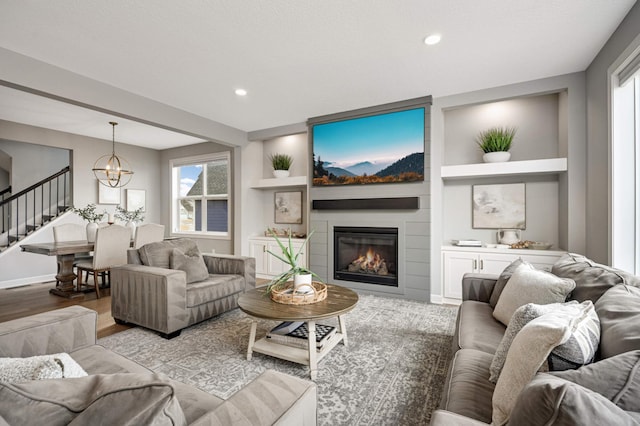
[{"xmin": 99, "ymin": 294, "xmax": 458, "ymax": 425}]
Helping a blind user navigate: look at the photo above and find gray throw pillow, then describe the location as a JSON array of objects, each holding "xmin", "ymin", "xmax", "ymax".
[
  {"xmin": 170, "ymin": 247, "xmax": 209, "ymax": 283},
  {"xmin": 552, "ymin": 252, "xmax": 640, "ymax": 303},
  {"xmin": 493, "ymin": 263, "xmax": 576, "ymax": 326},
  {"xmin": 509, "ymin": 373, "xmax": 638, "ymax": 426},
  {"xmin": 595, "ymin": 285, "xmax": 640, "ymax": 358},
  {"xmin": 0, "ymin": 373, "xmax": 187, "ymax": 425},
  {"xmin": 489, "ymin": 258, "xmax": 525, "ymax": 308},
  {"xmin": 139, "ymin": 238, "xmax": 199, "ymax": 268},
  {"xmin": 550, "ymin": 350, "xmax": 640, "ymax": 412}
]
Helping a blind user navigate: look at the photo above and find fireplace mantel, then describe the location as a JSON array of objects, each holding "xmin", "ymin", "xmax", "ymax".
[{"xmin": 312, "ymin": 197, "xmax": 419, "ymax": 211}]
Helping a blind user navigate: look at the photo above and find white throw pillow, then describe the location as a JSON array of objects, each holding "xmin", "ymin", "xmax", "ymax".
[
  {"xmin": 493, "ymin": 263, "xmax": 576, "ymax": 326},
  {"xmin": 0, "ymin": 353, "xmax": 87, "ymax": 384},
  {"xmin": 489, "ymin": 300, "xmax": 599, "ymax": 383},
  {"xmin": 491, "ymin": 310, "xmax": 575, "ymax": 426}
]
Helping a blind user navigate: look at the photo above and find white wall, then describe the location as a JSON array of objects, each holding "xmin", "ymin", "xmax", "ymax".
[{"xmin": 585, "ymin": 1, "xmax": 640, "ymax": 264}]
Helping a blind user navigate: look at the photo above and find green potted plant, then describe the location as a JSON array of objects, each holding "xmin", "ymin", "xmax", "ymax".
[
  {"xmin": 266, "ymin": 229, "xmax": 320, "ymax": 295},
  {"xmin": 269, "ymin": 153, "xmax": 293, "ymax": 178},
  {"xmin": 115, "ymin": 205, "xmax": 145, "ymax": 237},
  {"xmin": 72, "ymin": 203, "xmax": 106, "ymax": 242},
  {"xmin": 476, "ymin": 126, "xmax": 517, "ymax": 163}
]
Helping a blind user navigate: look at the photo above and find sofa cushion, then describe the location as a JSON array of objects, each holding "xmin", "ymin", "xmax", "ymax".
[
  {"xmin": 170, "ymin": 247, "xmax": 209, "ymax": 283},
  {"xmin": 138, "ymin": 238, "xmax": 199, "ymax": 269},
  {"xmin": 489, "ymin": 258, "xmax": 525, "ymax": 308},
  {"xmin": 493, "ymin": 263, "xmax": 575, "ymax": 326},
  {"xmin": 552, "ymin": 252, "xmax": 640, "ymax": 303},
  {"xmin": 550, "ymin": 350, "xmax": 640, "ymax": 412},
  {"xmin": 0, "ymin": 353, "xmax": 87, "ymax": 384},
  {"xmin": 508, "ymin": 373, "xmax": 639, "ymax": 426},
  {"xmin": 492, "ymin": 309, "xmax": 575, "ymax": 426},
  {"xmin": 440, "ymin": 348, "xmax": 495, "ymax": 424},
  {"xmin": 186, "ymin": 275, "xmax": 245, "ymax": 307},
  {"xmin": 595, "ymin": 285, "xmax": 640, "ymax": 358},
  {"xmin": 70, "ymin": 345, "xmax": 224, "ymax": 424},
  {"xmin": 457, "ymin": 301, "xmax": 506, "ymax": 355},
  {"xmin": 0, "ymin": 373, "xmax": 187, "ymax": 426}
]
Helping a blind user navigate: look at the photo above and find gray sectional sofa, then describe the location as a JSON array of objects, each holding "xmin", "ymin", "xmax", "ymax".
[
  {"xmin": 111, "ymin": 238, "xmax": 256, "ymax": 338},
  {"xmin": 431, "ymin": 253, "xmax": 640, "ymax": 425},
  {"xmin": 0, "ymin": 306, "xmax": 317, "ymax": 425}
]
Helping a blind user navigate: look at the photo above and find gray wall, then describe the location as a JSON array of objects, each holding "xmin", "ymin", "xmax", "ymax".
[
  {"xmin": 0, "ymin": 120, "xmax": 162, "ymax": 222},
  {"xmin": 0, "ymin": 139, "xmax": 69, "ymax": 193},
  {"xmin": 585, "ymin": 2, "xmax": 640, "ymax": 264},
  {"xmin": 159, "ymin": 141, "xmax": 235, "ymax": 254}
]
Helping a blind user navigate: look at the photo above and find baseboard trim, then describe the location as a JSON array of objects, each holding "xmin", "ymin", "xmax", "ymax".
[{"xmin": 0, "ymin": 274, "xmax": 56, "ymax": 290}]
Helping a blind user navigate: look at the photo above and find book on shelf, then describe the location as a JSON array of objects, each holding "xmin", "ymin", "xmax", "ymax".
[
  {"xmin": 266, "ymin": 322, "xmax": 337, "ymax": 350},
  {"xmin": 452, "ymin": 239, "xmax": 482, "ymax": 247}
]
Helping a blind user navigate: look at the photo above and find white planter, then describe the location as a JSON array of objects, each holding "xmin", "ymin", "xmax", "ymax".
[
  {"xmin": 293, "ymin": 273, "xmax": 314, "ymax": 294},
  {"xmin": 86, "ymin": 222, "xmax": 98, "ymax": 243},
  {"xmin": 482, "ymin": 151, "xmax": 511, "ymax": 163},
  {"xmin": 273, "ymin": 170, "xmax": 290, "ymax": 178}
]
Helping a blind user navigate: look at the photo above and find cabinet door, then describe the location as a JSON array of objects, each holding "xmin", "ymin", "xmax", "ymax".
[
  {"xmin": 249, "ymin": 240, "xmax": 268, "ymax": 275},
  {"xmin": 478, "ymin": 253, "xmax": 518, "ymax": 275},
  {"xmin": 442, "ymin": 251, "xmax": 478, "ymax": 300},
  {"xmin": 266, "ymin": 241, "xmax": 307, "ymax": 275}
]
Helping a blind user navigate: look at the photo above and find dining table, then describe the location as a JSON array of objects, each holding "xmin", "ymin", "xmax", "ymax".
[{"xmin": 21, "ymin": 240, "xmax": 95, "ymax": 298}]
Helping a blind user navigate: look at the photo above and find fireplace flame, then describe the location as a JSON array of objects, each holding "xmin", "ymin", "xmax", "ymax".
[{"xmin": 349, "ymin": 247, "xmax": 388, "ymax": 275}]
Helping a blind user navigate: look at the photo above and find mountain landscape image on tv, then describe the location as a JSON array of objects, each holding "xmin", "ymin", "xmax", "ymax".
[{"xmin": 312, "ymin": 107, "xmax": 425, "ymax": 186}]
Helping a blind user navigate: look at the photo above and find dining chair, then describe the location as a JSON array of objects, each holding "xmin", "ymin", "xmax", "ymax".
[
  {"xmin": 133, "ymin": 223, "xmax": 165, "ymax": 249},
  {"xmin": 75, "ymin": 224, "xmax": 130, "ymax": 298}
]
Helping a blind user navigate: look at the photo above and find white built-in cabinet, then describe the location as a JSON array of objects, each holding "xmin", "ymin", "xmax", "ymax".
[
  {"xmin": 249, "ymin": 236, "xmax": 308, "ymax": 279},
  {"xmin": 441, "ymin": 246, "xmax": 565, "ymax": 303}
]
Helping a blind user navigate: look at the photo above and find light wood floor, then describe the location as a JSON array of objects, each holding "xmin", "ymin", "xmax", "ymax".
[{"xmin": 0, "ymin": 281, "xmax": 132, "ymax": 339}]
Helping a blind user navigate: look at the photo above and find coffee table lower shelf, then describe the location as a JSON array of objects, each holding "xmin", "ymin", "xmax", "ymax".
[{"xmin": 246, "ymin": 318, "xmax": 348, "ymax": 380}]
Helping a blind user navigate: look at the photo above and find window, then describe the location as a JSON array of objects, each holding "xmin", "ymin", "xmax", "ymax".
[
  {"xmin": 611, "ymin": 47, "xmax": 640, "ymax": 272},
  {"xmin": 171, "ymin": 152, "xmax": 231, "ymax": 238}
]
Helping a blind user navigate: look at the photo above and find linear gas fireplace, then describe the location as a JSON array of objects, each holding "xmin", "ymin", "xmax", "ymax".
[{"xmin": 333, "ymin": 226, "xmax": 398, "ymax": 287}]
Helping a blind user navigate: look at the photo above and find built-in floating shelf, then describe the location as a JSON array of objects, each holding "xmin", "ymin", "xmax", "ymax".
[
  {"xmin": 251, "ymin": 175, "xmax": 308, "ymax": 189},
  {"xmin": 441, "ymin": 158, "xmax": 567, "ymax": 180}
]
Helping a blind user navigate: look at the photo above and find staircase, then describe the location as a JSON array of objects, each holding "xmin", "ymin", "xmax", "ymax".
[{"xmin": 0, "ymin": 167, "xmax": 71, "ymax": 252}]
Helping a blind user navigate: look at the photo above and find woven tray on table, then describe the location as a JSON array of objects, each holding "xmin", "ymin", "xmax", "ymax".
[{"xmin": 270, "ymin": 281, "xmax": 327, "ymax": 305}]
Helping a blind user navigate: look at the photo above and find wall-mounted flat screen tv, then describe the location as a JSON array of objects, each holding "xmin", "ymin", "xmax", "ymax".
[{"xmin": 311, "ymin": 106, "xmax": 425, "ymax": 186}]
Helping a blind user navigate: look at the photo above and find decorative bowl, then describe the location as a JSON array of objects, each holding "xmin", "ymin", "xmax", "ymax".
[{"xmin": 528, "ymin": 242, "xmax": 553, "ymax": 250}]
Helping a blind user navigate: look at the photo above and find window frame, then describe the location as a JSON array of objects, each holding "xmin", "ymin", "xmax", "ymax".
[{"xmin": 170, "ymin": 152, "xmax": 231, "ymax": 240}]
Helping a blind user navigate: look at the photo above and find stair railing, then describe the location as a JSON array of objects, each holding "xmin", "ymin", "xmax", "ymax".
[{"xmin": 0, "ymin": 167, "xmax": 71, "ymax": 247}]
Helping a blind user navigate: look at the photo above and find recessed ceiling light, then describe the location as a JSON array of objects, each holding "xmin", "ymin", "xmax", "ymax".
[
  {"xmin": 424, "ymin": 34, "xmax": 441, "ymax": 45},
  {"xmin": 235, "ymin": 88, "xmax": 247, "ymax": 96}
]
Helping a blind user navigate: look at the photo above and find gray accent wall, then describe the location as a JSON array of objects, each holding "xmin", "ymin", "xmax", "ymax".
[
  {"xmin": 585, "ymin": 1, "xmax": 640, "ymax": 264},
  {"xmin": 0, "ymin": 139, "xmax": 69, "ymax": 193}
]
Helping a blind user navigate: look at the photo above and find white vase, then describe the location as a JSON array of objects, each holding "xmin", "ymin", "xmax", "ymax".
[
  {"xmin": 125, "ymin": 221, "xmax": 137, "ymax": 240},
  {"xmin": 483, "ymin": 151, "xmax": 511, "ymax": 163},
  {"xmin": 273, "ymin": 170, "xmax": 290, "ymax": 178},
  {"xmin": 86, "ymin": 222, "xmax": 98, "ymax": 243},
  {"xmin": 293, "ymin": 273, "xmax": 314, "ymax": 294}
]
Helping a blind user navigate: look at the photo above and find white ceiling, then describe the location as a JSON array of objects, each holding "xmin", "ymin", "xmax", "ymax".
[{"xmin": 0, "ymin": 0, "xmax": 636, "ymax": 148}]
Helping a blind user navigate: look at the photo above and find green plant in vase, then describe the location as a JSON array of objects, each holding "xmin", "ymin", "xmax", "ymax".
[
  {"xmin": 72, "ymin": 204, "xmax": 106, "ymax": 223},
  {"xmin": 114, "ymin": 205, "xmax": 145, "ymax": 223},
  {"xmin": 269, "ymin": 153, "xmax": 293, "ymax": 178},
  {"xmin": 266, "ymin": 229, "xmax": 320, "ymax": 295},
  {"xmin": 476, "ymin": 126, "xmax": 516, "ymax": 163}
]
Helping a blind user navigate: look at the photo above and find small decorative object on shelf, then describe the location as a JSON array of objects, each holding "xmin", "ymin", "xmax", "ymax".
[
  {"xmin": 269, "ymin": 153, "xmax": 293, "ymax": 178},
  {"xmin": 476, "ymin": 126, "xmax": 517, "ymax": 163},
  {"xmin": 265, "ymin": 229, "xmax": 324, "ymax": 303},
  {"xmin": 267, "ymin": 322, "xmax": 336, "ymax": 349}
]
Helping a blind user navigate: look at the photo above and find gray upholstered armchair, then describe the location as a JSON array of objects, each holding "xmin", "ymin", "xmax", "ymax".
[{"xmin": 111, "ymin": 238, "xmax": 256, "ymax": 338}]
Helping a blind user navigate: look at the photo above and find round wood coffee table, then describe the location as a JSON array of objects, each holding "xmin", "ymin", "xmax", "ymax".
[{"xmin": 238, "ymin": 284, "xmax": 358, "ymax": 380}]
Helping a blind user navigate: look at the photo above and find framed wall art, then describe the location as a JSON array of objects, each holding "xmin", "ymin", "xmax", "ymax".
[
  {"xmin": 97, "ymin": 180, "xmax": 120, "ymax": 204},
  {"xmin": 126, "ymin": 189, "xmax": 146, "ymax": 212},
  {"xmin": 274, "ymin": 191, "xmax": 302, "ymax": 224},
  {"xmin": 472, "ymin": 183, "xmax": 525, "ymax": 229}
]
